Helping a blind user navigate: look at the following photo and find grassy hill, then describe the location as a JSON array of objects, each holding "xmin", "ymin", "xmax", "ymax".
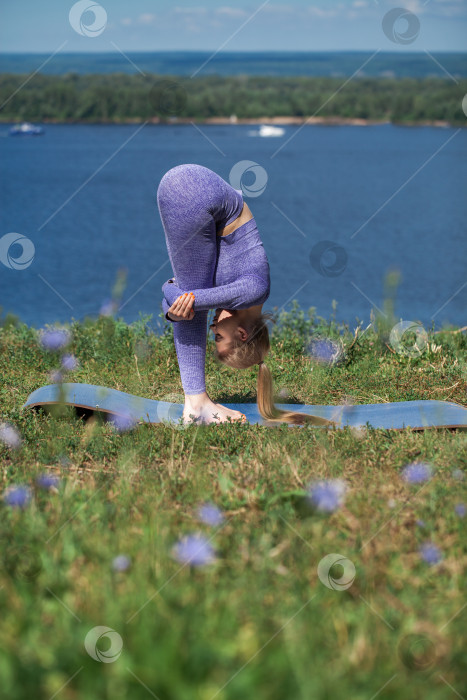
[{"xmin": 0, "ymin": 303, "xmax": 466, "ymax": 699}]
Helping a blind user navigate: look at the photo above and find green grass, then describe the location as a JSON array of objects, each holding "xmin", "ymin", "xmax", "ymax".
[{"xmin": 0, "ymin": 303, "xmax": 466, "ymax": 700}]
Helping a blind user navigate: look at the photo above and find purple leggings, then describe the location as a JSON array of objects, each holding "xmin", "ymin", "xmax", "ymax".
[
  {"xmin": 156, "ymin": 163, "xmax": 244, "ymax": 395},
  {"xmin": 157, "ymin": 163, "xmax": 243, "ymax": 293}
]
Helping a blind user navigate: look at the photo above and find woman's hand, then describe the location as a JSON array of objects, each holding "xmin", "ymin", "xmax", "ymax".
[{"xmin": 167, "ymin": 293, "xmax": 195, "ymax": 322}]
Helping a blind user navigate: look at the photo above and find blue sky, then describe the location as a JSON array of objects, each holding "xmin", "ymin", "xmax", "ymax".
[{"xmin": 0, "ymin": 0, "xmax": 466, "ymax": 52}]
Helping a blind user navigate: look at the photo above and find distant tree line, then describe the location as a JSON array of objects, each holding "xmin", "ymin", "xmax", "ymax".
[{"xmin": 0, "ymin": 73, "xmax": 465, "ymax": 124}]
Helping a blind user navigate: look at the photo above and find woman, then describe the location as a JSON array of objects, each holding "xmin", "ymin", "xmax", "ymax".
[{"xmin": 157, "ymin": 163, "xmax": 335, "ymax": 427}]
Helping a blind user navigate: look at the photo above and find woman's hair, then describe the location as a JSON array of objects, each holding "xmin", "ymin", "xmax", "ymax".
[{"xmin": 213, "ymin": 311, "xmax": 337, "ymax": 427}]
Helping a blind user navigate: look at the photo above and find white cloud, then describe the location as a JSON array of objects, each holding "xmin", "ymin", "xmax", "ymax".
[
  {"xmin": 116, "ymin": 0, "xmax": 466, "ymax": 41},
  {"xmin": 261, "ymin": 3, "xmax": 295, "ymax": 13},
  {"xmin": 429, "ymin": 0, "xmax": 467, "ymax": 17},
  {"xmin": 137, "ymin": 13, "xmax": 157, "ymax": 25},
  {"xmin": 402, "ymin": 0, "xmax": 426, "ymax": 15},
  {"xmin": 306, "ymin": 0, "xmax": 466, "ymax": 21},
  {"xmin": 215, "ymin": 6, "xmax": 248, "ymax": 17},
  {"xmin": 307, "ymin": 7, "xmax": 339, "ymax": 18},
  {"xmin": 384, "ymin": 0, "xmax": 466, "ymax": 17},
  {"xmin": 173, "ymin": 7, "xmax": 208, "ymax": 15}
]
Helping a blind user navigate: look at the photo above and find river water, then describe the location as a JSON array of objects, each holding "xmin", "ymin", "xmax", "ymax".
[{"xmin": 1, "ymin": 122, "xmax": 465, "ymax": 333}]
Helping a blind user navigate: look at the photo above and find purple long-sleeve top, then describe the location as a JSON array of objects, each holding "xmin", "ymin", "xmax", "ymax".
[{"xmin": 158, "ymin": 165, "xmax": 270, "ymax": 394}]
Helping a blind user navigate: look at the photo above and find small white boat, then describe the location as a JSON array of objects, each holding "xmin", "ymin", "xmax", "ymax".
[
  {"xmin": 258, "ymin": 124, "xmax": 285, "ymax": 137},
  {"xmin": 9, "ymin": 122, "xmax": 44, "ymax": 136}
]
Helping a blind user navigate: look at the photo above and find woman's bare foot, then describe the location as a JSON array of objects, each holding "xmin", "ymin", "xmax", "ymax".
[
  {"xmin": 213, "ymin": 402, "xmax": 246, "ymax": 422},
  {"xmin": 183, "ymin": 394, "xmax": 246, "ymax": 425}
]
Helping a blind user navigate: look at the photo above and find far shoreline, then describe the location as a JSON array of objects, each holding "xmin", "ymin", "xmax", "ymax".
[{"xmin": 1, "ymin": 116, "xmax": 461, "ymax": 128}]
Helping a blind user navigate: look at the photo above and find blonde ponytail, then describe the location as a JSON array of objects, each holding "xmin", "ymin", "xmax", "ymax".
[{"xmin": 256, "ymin": 357, "xmax": 335, "ymax": 427}]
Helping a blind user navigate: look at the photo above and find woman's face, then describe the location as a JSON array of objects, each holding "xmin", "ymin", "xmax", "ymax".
[{"xmin": 209, "ymin": 309, "xmax": 245, "ymax": 355}]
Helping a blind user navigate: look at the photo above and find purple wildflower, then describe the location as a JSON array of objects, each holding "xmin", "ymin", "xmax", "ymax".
[
  {"xmin": 0, "ymin": 422, "xmax": 22, "ymax": 449},
  {"xmin": 61, "ymin": 354, "xmax": 79, "ymax": 371},
  {"xmin": 401, "ymin": 462, "xmax": 432, "ymax": 484},
  {"xmin": 108, "ymin": 413, "xmax": 137, "ymax": 432},
  {"xmin": 172, "ymin": 533, "xmax": 216, "ymax": 567},
  {"xmin": 112, "ymin": 555, "xmax": 131, "ymax": 572},
  {"xmin": 3, "ymin": 485, "xmax": 32, "ymax": 509},
  {"xmin": 197, "ymin": 502, "xmax": 224, "ymax": 527},
  {"xmin": 99, "ymin": 299, "xmax": 117, "ymax": 317},
  {"xmin": 419, "ymin": 542, "xmax": 442, "ymax": 566},
  {"xmin": 39, "ymin": 328, "xmax": 71, "ymax": 351},
  {"xmin": 36, "ymin": 474, "xmax": 60, "ymax": 490},
  {"xmin": 307, "ymin": 479, "xmax": 347, "ymax": 512},
  {"xmin": 415, "ymin": 519, "xmax": 426, "ymax": 528},
  {"xmin": 454, "ymin": 503, "xmax": 466, "ymax": 518}
]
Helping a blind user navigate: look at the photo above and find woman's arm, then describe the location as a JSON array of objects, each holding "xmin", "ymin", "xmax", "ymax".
[
  {"xmin": 162, "ymin": 274, "xmax": 269, "ymax": 316},
  {"xmin": 159, "ymin": 275, "xmax": 268, "ymax": 394}
]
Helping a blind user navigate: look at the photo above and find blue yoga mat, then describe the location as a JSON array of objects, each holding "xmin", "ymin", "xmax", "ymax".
[{"xmin": 22, "ymin": 383, "xmax": 467, "ymax": 431}]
